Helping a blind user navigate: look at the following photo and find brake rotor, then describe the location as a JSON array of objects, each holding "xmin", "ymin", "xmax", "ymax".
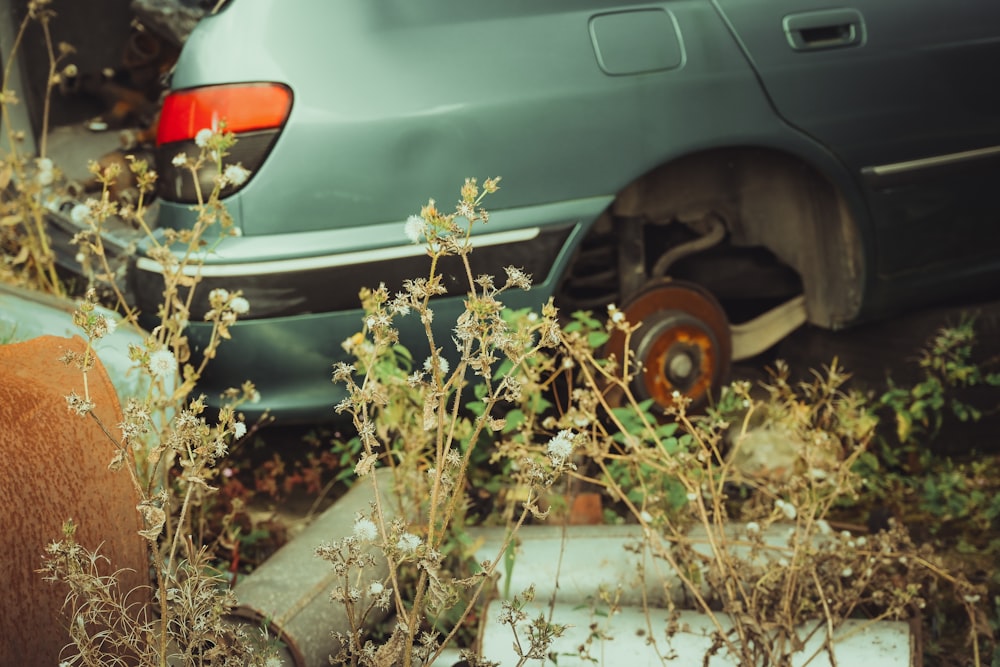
[{"xmin": 605, "ymin": 279, "xmax": 732, "ymax": 410}]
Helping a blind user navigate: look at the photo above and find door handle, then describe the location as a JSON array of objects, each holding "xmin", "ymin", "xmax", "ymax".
[{"xmin": 783, "ymin": 9, "xmax": 865, "ymax": 51}]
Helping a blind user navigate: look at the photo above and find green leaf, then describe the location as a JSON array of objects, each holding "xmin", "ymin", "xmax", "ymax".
[
  {"xmin": 587, "ymin": 331, "xmax": 610, "ymax": 348},
  {"xmin": 492, "ymin": 358, "xmax": 516, "ymax": 380},
  {"xmin": 503, "ymin": 534, "xmax": 517, "ymax": 599},
  {"xmin": 656, "ymin": 422, "xmax": 679, "ymax": 439},
  {"xmin": 392, "ymin": 343, "xmax": 413, "ymax": 363},
  {"xmin": 503, "ymin": 409, "xmax": 525, "ymax": 433},
  {"xmin": 528, "ymin": 393, "xmax": 552, "ymax": 414}
]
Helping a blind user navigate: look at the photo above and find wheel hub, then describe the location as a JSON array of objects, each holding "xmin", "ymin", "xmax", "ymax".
[{"xmin": 606, "ymin": 280, "xmax": 731, "ymax": 410}]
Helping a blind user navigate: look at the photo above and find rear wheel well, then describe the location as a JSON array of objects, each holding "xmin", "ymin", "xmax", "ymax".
[{"xmin": 560, "ymin": 146, "xmax": 864, "ymax": 330}]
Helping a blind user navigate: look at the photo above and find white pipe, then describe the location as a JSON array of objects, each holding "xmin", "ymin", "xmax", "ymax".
[
  {"xmin": 467, "ymin": 525, "xmax": 913, "ymax": 666},
  {"xmin": 480, "ymin": 602, "xmax": 913, "ymax": 667}
]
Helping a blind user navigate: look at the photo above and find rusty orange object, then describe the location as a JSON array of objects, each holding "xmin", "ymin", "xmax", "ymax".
[
  {"xmin": 568, "ymin": 492, "xmax": 604, "ymax": 525},
  {"xmin": 605, "ymin": 279, "xmax": 731, "ymax": 410},
  {"xmin": 0, "ymin": 336, "xmax": 148, "ymax": 667}
]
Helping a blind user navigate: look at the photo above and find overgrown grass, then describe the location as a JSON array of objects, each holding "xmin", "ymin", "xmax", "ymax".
[{"xmin": 322, "ymin": 235, "xmax": 999, "ymax": 665}]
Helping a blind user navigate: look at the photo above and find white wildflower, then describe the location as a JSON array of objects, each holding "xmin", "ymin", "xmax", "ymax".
[
  {"xmin": 70, "ymin": 202, "xmax": 90, "ymax": 224},
  {"xmin": 963, "ymin": 594, "xmax": 981, "ymax": 604},
  {"xmin": 841, "ymin": 567, "xmax": 853, "ymax": 578},
  {"xmin": 504, "ymin": 265, "xmax": 532, "ymax": 290},
  {"xmin": 229, "ymin": 296, "xmax": 250, "ymax": 314},
  {"xmin": 210, "ymin": 288, "xmax": 230, "ymax": 302},
  {"xmin": 147, "ymin": 349, "xmax": 177, "ymax": 379},
  {"xmin": 607, "ymin": 303, "xmax": 625, "ymax": 324},
  {"xmin": 233, "ymin": 422, "xmax": 247, "ymax": 439},
  {"xmin": 223, "ymin": 163, "xmax": 251, "ymax": 187},
  {"xmin": 423, "ymin": 355, "xmax": 449, "ymax": 376},
  {"xmin": 102, "ymin": 315, "xmax": 117, "ymax": 335},
  {"xmin": 639, "ymin": 511, "xmax": 653, "ymax": 524},
  {"xmin": 546, "ymin": 429, "xmax": 575, "ymax": 465},
  {"xmin": 171, "ymin": 152, "xmax": 188, "ymax": 167},
  {"xmin": 745, "ymin": 521, "xmax": 760, "ymax": 534},
  {"xmin": 36, "ymin": 157, "xmax": 54, "ymax": 186},
  {"xmin": 816, "ymin": 519, "xmax": 832, "ymax": 535},
  {"xmin": 368, "ymin": 581, "xmax": 385, "ymax": 596},
  {"xmin": 353, "ymin": 517, "xmax": 378, "ymax": 542},
  {"xmin": 775, "ymin": 498, "xmax": 797, "ymax": 520},
  {"xmin": 397, "ymin": 532, "xmax": 421, "ymax": 554},
  {"xmin": 265, "ymin": 656, "xmax": 283, "ymax": 667},
  {"xmin": 194, "ymin": 128, "xmax": 214, "ymax": 148},
  {"xmin": 404, "ymin": 215, "xmax": 426, "ymax": 244}
]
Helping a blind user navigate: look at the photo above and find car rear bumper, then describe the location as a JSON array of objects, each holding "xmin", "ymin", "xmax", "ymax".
[{"xmin": 133, "ymin": 196, "xmax": 610, "ymax": 422}]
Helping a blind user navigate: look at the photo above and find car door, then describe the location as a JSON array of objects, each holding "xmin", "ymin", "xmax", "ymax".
[{"xmin": 712, "ymin": 0, "xmax": 1000, "ymax": 295}]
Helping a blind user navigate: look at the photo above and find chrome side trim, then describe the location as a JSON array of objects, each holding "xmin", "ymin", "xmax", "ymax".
[
  {"xmin": 865, "ymin": 145, "xmax": 1000, "ymax": 177},
  {"xmin": 136, "ymin": 227, "xmax": 541, "ymax": 277}
]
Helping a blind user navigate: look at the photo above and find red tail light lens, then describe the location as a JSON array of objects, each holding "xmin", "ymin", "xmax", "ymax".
[
  {"xmin": 156, "ymin": 83, "xmax": 292, "ymax": 202},
  {"xmin": 156, "ymin": 83, "xmax": 292, "ymax": 145}
]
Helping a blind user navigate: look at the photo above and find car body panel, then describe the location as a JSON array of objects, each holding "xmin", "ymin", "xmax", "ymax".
[
  {"xmin": 142, "ymin": 0, "xmax": 1000, "ymax": 421},
  {"xmin": 162, "ymin": 0, "xmax": 833, "ymax": 236},
  {"xmin": 714, "ymin": 0, "xmax": 1000, "ymax": 286}
]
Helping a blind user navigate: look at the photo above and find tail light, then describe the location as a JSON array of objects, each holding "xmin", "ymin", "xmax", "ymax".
[{"xmin": 155, "ymin": 82, "xmax": 292, "ymax": 203}]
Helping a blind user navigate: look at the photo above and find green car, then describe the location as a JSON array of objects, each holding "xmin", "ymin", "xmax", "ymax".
[{"xmin": 136, "ymin": 0, "xmax": 1000, "ymax": 422}]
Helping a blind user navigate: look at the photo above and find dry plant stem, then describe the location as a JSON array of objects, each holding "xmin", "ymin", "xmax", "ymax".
[
  {"xmin": 573, "ymin": 344, "xmax": 758, "ymax": 660},
  {"xmin": 428, "ymin": 499, "xmax": 538, "ymax": 666},
  {"xmin": 168, "ymin": 477, "xmax": 196, "ymax": 572},
  {"xmin": 635, "ymin": 565, "xmax": 677, "ymax": 665},
  {"xmin": 403, "ymin": 573, "xmax": 429, "ymax": 667},
  {"xmin": 38, "ymin": 14, "xmax": 55, "ymax": 159},
  {"xmin": 421, "ymin": 252, "xmax": 446, "ymax": 545},
  {"xmin": 434, "ymin": 383, "xmax": 495, "ymax": 549},
  {"xmin": 409, "ymin": 227, "xmax": 517, "ymax": 665},
  {"xmin": 810, "ymin": 569, "xmax": 840, "ymax": 667},
  {"xmin": 4, "ymin": 9, "xmax": 65, "ymax": 295},
  {"xmin": 431, "ymin": 257, "xmax": 540, "ymax": 546},
  {"xmin": 544, "ymin": 520, "xmax": 570, "ymax": 625},
  {"xmin": 591, "ymin": 454, "xmax": 735, "ymax": 649},
  {"xmin": 86, "ymin": 174, "xmax": 145, "ymax": 322},
  {"xmin": 77, "ymin": 368, "xmax": 170, "ymax": 665},
  {"xmin": 29, "ymin": 193, "xmax": 62, "ymax": 293},
  {"xmin": 359, "ymin": 410, "xmax": 409, "ymax": 620},
  {"xmin": 1, "ymin": 11, "xmax": 30, "ymax": 148},
  {"xmin": 85, "ymin": 412, "xmax": 144, "ymax": 498},
  {"xmin": 422, "ymin": 210, "xmax": 490, "ymax": 549}
]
